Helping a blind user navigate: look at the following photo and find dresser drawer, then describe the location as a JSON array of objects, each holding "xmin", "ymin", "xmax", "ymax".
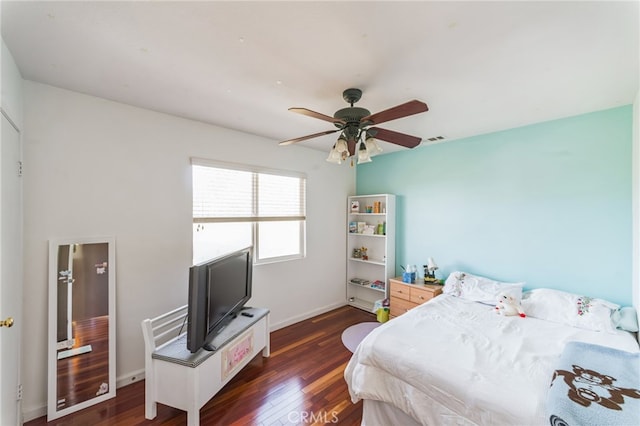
[
  {"xmin": 390, "ymin": 297, "xmax": 415, "ymax": 317},
  {"xmin": 410, "ymin": 286, "xmax": 438, "ymax": 304},
  {"xmin": 389, "ymin": 280, "xmax": 411, "ymax": 301}
]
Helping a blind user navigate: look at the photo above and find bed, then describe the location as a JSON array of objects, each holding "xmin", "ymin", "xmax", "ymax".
[{"xmin": 344, "ymin": 272, "xmax": 640, "ymax": 426}]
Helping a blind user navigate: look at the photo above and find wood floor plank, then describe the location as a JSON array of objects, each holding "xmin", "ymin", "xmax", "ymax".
[
  {"xmin": 26, "ymin": 305, "xmax": 374, "ymax": 425},
  {"xmin": 301, "ymin": 362, "xmax": 347, "ymax": 395},
  {"xmin": 268, "ymin": 331, "xmax": 326, "ymax": 358}
]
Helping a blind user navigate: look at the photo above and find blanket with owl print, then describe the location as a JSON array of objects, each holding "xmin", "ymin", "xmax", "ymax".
[{"xmin": 547, "ymin": 341, "xmax": 640, "ymax": 426}]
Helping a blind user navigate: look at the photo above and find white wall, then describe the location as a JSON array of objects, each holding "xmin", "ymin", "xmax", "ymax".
[
  {"xmin": 1, "ymin": 40, "xmax": 24, "ymax": 129},
  {"xmin": 633, "ymin": 90, "xmax": 639, "ymax": 318},
  {"xmin": 21, "ymin": 80, "xmax": 354, "ymax": 418}
]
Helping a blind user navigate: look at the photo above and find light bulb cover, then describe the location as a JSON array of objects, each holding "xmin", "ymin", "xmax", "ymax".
[
  {"xmin": 365, "ymin": 137, "xmax": 383, "ymax": 156},
  {"xmin": 357, "ymin": 142, "xmax": 372, "ymax": 164},
  {"xmin": 336, "ymin": 136, "xmax": 348, "ymax": 153},
  {"xmin": 326, "ymin": 144, "xmax": 342, "ymax": 164}
]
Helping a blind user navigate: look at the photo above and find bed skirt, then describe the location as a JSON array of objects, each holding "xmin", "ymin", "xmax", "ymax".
[{"xmin": 362, "ymin": 400, "xmax": 420, "ymax": 426}]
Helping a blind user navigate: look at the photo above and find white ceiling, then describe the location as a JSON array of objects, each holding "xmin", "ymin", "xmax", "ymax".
[{"xmin": 2, "ymin": 1, "xmax": 638, "ymax": 155}]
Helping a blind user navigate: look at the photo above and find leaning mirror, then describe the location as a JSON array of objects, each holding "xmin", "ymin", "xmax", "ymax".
[{"xmin": 47, "ymin": 236, "xmax": 116, "ymax": 420}]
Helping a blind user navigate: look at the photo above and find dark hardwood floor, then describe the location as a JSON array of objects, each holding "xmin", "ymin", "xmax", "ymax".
[{"xmin": 27, "ymin": 305, "xmax": 375, "ymax": 425}]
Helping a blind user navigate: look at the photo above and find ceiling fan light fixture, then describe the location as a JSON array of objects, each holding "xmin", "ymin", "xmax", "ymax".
[
  {"xmin": 336, "ymin": 135, "xmax": 349, "ymax": 153},
  {"xmin": 326, "ymin": 144, "xmax": 342, "ymax": 164},
  {"xmin": 365, "ymin": 136, "xmax": 383, "ymax": 156},
  {"xmin": 357, "ymin": 142, "xmax": 372, "ymax": 164}
]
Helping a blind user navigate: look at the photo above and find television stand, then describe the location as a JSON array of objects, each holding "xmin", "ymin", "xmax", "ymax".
[{"xmin": 141, "ymin": 306, "xmax": 270, "ymax": 426}]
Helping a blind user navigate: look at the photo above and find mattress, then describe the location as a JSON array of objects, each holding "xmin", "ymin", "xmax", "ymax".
[{"xmin": 344, "ymin": 294, "xmax": 639, "ymax": 426}]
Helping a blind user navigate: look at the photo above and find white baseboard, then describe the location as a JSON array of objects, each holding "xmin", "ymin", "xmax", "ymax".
[
  {"xmin": 116, "ymin": 368, "xmax": 145, "ymax": 389},
  {"xmin": 269, "ymin": 301, "xmax": 347, "ymax": 331},
  {"xmin": 22, "ymin": 406, "xmax": 46, "ymax": 423}
]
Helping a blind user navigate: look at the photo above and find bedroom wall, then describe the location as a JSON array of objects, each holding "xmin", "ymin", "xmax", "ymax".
[
  {"xmin": 357, "ymin": 106, "xmax": 633, "ymax": 306},
  {"xmin": 1, "ymin": 40, "xmax": 24, "ymax": 130},
  {"xmin": 632, "ymin": 91, "xmax": 639, "ymax": 319},
  {"xmin": 21, "ymin": 80, "xmax": 354, "ymax": 419}
]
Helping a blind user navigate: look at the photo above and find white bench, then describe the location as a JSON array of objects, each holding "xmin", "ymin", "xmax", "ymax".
[{"xmin": 141, "ymin": 306, "xmax": 270, "ymax": 426}]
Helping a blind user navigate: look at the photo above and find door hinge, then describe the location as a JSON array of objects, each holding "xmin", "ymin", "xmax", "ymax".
[
  {"xmin": 16, "ymin": 384, "xmax": 23, "ymax": 401},
  {"xmin": 17, "ymin": 161, "xmax": 23, "ymax": 177}
]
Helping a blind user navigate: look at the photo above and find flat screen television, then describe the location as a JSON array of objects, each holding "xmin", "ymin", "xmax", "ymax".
[{"xmin": 186, "ymin": 246, "xmax": 253, "ymax": 353}]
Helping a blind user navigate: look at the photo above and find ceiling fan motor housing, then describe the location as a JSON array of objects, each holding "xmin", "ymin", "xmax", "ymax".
[
  {"xmin": 335, "ymin": 88, "xmax": 372, "ymax": 129},
  {"xmin": 333, "ymin": 107, "xmax": 371, "ymax": 127}
]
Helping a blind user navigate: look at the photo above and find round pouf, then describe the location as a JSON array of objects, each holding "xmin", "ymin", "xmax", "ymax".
[{"xmin": 341, "ymin": 322, "xmax": 380, "ymax": 353}]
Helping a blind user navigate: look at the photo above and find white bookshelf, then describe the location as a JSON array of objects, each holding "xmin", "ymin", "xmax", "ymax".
[{"xmin": 346, "ymin": 194, "xmax": 396, "ymax": 312}]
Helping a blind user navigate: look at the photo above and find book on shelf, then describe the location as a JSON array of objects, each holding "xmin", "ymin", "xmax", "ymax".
[
  {"xmin": 350, "ymin": 278, "xmax": 370, "ymax": 286},
  {"xmin": 370, "ymin": 280, "xmax": 385, "ymax": 290}
]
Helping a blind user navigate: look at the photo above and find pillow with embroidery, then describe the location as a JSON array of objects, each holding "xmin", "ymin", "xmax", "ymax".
[
  {"xmin": 443, "ymin": 271, "xmax": 524, "ymax": 305},
  {"xmin": 520, "ymin": 288, "xmax": 618, "ymax": 333}
]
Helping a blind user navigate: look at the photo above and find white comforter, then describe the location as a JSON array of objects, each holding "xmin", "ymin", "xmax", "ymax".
[{"xmin": 344, "ymin": 295, "xmax": 639, "ymax": 426}]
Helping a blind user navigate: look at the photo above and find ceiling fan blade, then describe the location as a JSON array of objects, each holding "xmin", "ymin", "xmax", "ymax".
[
  {"xmin": 289, "ymin": 108, "xmax": 346, "ymax": 125},
  {"xmin": 369, "ymin": 127, "xmax": 422, "ymax": 148},
  {"xmin": 279, "ymin": 129, "xmax": 340, "ymax": 146},
  {"xmin": 363, "ymin": 100, "xmax": 428, "ymax": 126}
]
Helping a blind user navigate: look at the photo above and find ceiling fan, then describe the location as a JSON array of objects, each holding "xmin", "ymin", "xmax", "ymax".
[{"xmin": 279, "ymin": 88, "xmax": 428, "ymax": 164}]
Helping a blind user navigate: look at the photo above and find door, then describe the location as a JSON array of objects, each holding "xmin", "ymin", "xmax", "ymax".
[{"xmin": 1, "ymin": 112, "xmax": 23, "ymax": 425}]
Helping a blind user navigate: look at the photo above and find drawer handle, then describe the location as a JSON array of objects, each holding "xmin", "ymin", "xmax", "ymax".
[{"xmin": 419, "ymin": 296, "xmax": 424, "ymax": 299}]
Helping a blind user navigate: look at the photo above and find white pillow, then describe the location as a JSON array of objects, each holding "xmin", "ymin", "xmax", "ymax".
[
  {"xmin": 611, "ymin": 307, "xmax": 639, "ymax": 332},
  {"xmin": 520, "ymin": 288, "xmax": 619, "ymax": 333},
  {"xmin": 443, "ymin": 271, "xmax": 524, "ymax": 305}
]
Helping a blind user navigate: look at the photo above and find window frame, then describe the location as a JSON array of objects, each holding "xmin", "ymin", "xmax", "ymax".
[{"xmin": 191, "ymin": 158, "xmax": 307, "ymax": 265}]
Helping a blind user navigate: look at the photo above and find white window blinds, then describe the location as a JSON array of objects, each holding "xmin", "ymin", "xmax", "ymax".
[{"xmin": 192, "ymin": 160, "xmax": 306, "ymax": 223}]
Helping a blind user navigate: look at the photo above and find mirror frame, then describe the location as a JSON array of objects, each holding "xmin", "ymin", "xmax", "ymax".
[{"xmin": 47, "ymin": 236, "xmax": 116, "ymax": 420}]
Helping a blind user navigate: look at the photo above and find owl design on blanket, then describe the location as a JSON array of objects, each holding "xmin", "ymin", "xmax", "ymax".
[{"xmin": 552, "ymin": 365, "xmax": 640, "ymax": 410}]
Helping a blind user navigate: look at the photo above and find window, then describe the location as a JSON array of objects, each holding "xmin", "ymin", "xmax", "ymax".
[{"xmin": 192, "ymin": 159, "xmax": 306, "ymax": 264}]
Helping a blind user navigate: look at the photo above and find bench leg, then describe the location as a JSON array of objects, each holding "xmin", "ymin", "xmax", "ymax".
[
  {"xmin": 145, "ymin": 400, "xmax": 157, "ymax": 420},
  {"xmin": 187, "ymin": 369, "xmax": 200, "ymax": 426},
  {"xmin": 144, "ymin": 371, "xmax": 157, "ymax": 420},
  {"xmin": 262, "ymin": 315, "xmax": 271, "ymax": 357},
  {"xmin": 187, "ymin": 408, "xmax": 200, "ymax": 426}
]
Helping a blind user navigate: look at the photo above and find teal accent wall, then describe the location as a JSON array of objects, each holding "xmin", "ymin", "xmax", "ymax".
[{"xmin": 357, "ymin": 106, "xmax": 633, "ymax": 305}]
